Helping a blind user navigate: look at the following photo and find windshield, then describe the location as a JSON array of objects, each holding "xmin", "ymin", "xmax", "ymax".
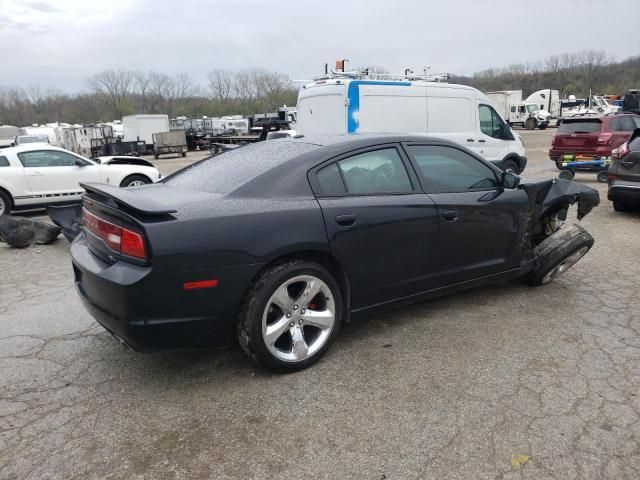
[
  {"xmin": 558, "ymin": 120, "xmax": 602, "ymax": 134},
  {"xmin": 164, "ymin": 141, "xmax": 318, "ymax": 194},
  {"xmin": 526, "ymin": 104, "xmax": 538, "ymax": 113}
]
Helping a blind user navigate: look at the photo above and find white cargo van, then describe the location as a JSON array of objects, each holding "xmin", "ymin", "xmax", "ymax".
[{"xmin": 297, "ymin": 78, "xmax": 527, "ymax": 173}]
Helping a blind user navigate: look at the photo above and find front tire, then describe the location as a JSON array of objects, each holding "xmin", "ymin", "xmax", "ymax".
[
  {"xmin": 120, "ymin": 174, "xmax": 151, "ymax": 188},
  {"xmin": 0, "ymin": 190, "xmax": 12, "ymax": 217},
  {"xmin": 237, "ymin": 260, "xmax": 343, "ymax": 372},
  {"xmin": 502, "ymin": 159, "xmax": 519, "ymax": 174},
  {"xmin": 525, "ymin": 118, "xmax": 537, "ymax": 130},
  {"xmin": 526, "ymin": 224, "xmax": 594, "ymax": 286}
]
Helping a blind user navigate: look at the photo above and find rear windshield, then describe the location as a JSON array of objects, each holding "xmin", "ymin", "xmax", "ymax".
[
  {"xmin": 558, "ymin": 120, "xmax": 602, "ymax": 134},
  {"xmin": 164, "ymin": 141, "xmax": 318, "ymax": 194}
]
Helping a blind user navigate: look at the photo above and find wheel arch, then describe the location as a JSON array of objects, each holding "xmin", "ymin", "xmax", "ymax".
[
  {"xmin": 241, "ymin": 249, "xmax": 352, "ymax": 324},
  {"xmin": 118, "ymin": 172, "xmax": 152, "ymax": 187}
]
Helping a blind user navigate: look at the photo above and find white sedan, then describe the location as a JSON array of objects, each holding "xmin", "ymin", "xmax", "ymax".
[{"xmin": 0, "ymin": 145, "xmax": 161, "ymax": 216}]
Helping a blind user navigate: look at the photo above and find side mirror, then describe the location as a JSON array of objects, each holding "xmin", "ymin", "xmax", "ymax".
[
  {"xmin": 502, "ymin": 171, "xmax": 520, "ymax": 189},
  {"xmin": 10, "ymin": 142, "xmax": 15, "ymax": 147},
  {"xmin": 75, "ymin": 159, "xmax": 87, "ymax": 167}
]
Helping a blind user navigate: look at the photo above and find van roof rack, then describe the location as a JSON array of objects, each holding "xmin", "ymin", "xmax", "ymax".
[{"xmin": 312, "ymin": 67, "xmax": 449, "ymax": 83}]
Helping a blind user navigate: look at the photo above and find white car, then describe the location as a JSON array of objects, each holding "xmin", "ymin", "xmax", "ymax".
[{"xmin": 0, "ymin": 145, "xmax": 161, "ymax": 216}]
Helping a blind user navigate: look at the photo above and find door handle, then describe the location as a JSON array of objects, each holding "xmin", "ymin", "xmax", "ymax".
[
  {"xmin": 478, "ymin": 139, "xmax": 486, "ymax": 143},
  {"xmin": 466, "ymin": 138, "xmax": 475, "ymax": 142},
  {"xmin": 335, "ymin": 214, "xmax": 357, "ymax": 227},
  {"xmin": 442, "ymin": 210, "xmax": 458, "ymax": 222},
  {"xmin": 27, "ymin": 171, "xmax": 43, "ymax": 176}
]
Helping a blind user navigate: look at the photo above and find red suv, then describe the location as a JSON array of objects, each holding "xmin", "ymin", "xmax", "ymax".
[{"xmin": 549, "ymin": 114, "xmax": 640, "ymax": 169}]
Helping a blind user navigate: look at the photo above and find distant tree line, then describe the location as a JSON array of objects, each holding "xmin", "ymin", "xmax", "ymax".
[
  {"xmin": 1, "ymin": 51, "xmax": 639, "ymax": 127},
  {"xmin": 451, "ymin": 50, "xmax": 640, "ymax": 98},
  {"xmin": 0, "ymin": 68, "xmax": 298, "ymax": 126}
]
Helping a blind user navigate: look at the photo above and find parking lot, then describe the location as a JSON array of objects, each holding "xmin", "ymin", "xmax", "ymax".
[{"xmin": 1, "ymin": 129, "xmax": 639, "ymax": 479}]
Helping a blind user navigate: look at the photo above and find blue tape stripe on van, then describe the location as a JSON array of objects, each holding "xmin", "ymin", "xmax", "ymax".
[{"xmin": 347, "ymin": 81, "xmax": 411, "ymax": 133}]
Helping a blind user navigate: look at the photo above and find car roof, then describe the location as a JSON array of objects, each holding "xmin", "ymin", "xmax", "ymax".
[
  {"xmin": 282, "ymin": 133, "xmax": 460, "ymax": 149},
  {"xmin": 0, "ymin": 144, "xmax": 80, "ymax": 155}
]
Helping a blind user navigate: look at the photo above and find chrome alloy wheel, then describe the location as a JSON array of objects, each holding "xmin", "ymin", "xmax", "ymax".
[
  {"xmin": 0, "ymin": 196, "xmax": 5, "ymax": 216},
  {"xmin": 541, "ymin": 246, "xmax": 589, "ymax": 284},
  {"xmin": 127, "ymin": 180, "xmax": 146, "ymax": 187},
  {"xmin": 262, "ymin": 275, "xmax": 335, "ymax": 363}
]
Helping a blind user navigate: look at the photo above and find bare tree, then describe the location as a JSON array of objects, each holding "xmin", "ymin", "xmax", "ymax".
[{"xmin": 87, "ymin": 69, "xmax": 136, "ymax": 117}]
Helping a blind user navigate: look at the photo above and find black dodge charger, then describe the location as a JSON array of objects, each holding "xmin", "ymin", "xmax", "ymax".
[{"xmin": 71, "ymin": 134, "xmax": 599, "ymax": 372}]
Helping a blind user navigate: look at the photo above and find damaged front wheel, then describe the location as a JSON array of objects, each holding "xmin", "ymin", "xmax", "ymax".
[{"xmin": 526, "ymin": 224, "xmax": 594, "ymax": 286}]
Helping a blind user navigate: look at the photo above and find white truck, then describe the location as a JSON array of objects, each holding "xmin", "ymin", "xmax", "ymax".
[
  {"xmin": 486, "ymin": 91, "xmax": 551, "ymax": 130},
  {"xmin": 526, "ymin": 89, "xmax": 561, "ymax": 118},
  {"xmin": 122, "ymin": 114, "xmax": 170, "ymax": 151},
  {"xmin": 297, "ymin": 71, "xmax": 527, "ymax": 173}
]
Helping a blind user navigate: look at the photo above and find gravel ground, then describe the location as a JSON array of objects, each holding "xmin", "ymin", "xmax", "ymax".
[{"xmin": 1, "ymin": 129, "xmax": 639, "ymax": 479}]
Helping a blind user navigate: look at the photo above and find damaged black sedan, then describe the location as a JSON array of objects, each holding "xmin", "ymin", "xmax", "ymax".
[{"xmin": 71, "ymin": 135, "xmax": 599, "ymax": 372}]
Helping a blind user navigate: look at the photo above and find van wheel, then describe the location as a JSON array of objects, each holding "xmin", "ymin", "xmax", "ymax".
[
  {"xmin": 525, "ymin": 118, "xmax": 537, "ymax": 130},
  {"xmin": 527, "ymin": 224, "xmax": 594, "ymax": 286},
  {"xmin": 0, "ymin": 190, "xmax": 12, "ymax": 217},
  {"xmin": 502, "ymin": 159, "xmax": 519, "ymax": 174}
]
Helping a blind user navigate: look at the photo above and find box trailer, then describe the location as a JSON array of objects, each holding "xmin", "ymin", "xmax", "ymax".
[
  {"xmin": 153, "ymin": 130, "xmax": 187, "ymax": 159},
  {"xmin": 122, "ymin": 114, "xmax": 170, "ymax": 151},
  {"xmin": 0, "ymin": 125, "xmax": 19, "ymax": 148}
]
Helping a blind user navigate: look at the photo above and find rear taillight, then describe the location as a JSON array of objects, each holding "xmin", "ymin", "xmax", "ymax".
[
  {"xmin": 612, "ymin": 143, "xmax": 629, "ymax": 159},
  {"xmin": 83, "ymin": 208, "xmax": 147, "ymax": 260},
  {"xmin": 597, "ymin": 132, "xmax": 613, "ymax": 145}
]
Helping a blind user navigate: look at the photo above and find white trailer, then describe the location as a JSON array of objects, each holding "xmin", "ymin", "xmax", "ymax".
[
  {"xmin": 0, "ymin": 125, "xmax": 19, "ymax": 148},
  {"xmin": 486, "ymin": 91, "xmax": 551, "ymax": 130},
  {"xmin": 122, "ymin": 114, "xmax": 169, "ymax": 150},
  {"xmin": 55, "ymin": 125, "xmax": 114, "ymax": 157}
]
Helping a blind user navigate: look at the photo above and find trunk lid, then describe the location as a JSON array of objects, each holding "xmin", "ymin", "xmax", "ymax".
[{"xmin": 80, "ymin": 183, "xmax": 219, "ymax": 265}]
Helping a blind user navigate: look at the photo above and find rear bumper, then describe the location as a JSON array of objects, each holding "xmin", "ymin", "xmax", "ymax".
[
  {"xmin": 71, "ymin": 232, "xmax": 260, "ymax": 351},
  {"xmin": 608, "ymin": 180, "xmax": 640, "ymax": 204}
]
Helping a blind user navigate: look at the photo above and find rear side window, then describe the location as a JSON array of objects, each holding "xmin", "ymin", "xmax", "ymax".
[
  {"xmin": 165, "ymin": 141, "xmax": 318, "ymax": 194},
  {"xmin": 619, "ymin": 116, "xmax": 637, "ymax": 132},
  {"xmin": 336, "ymin": 148, "xmax": 413, "ymax": 195},
  {"xmin": 558, "ymin": 120, "xmax": 602, "ymax": 134},
  {"xmin": 316, "ymin": 163, "xmax": 346, "ymax": 195},
  {"xmin": 0, "ymin": 156, "xmax": 9, "ymax": 167}
]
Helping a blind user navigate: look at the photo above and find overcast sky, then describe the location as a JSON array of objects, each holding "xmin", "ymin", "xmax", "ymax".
[{"xmin": 1, "ymin": 0, "xmax": 639, "ymax": 93}]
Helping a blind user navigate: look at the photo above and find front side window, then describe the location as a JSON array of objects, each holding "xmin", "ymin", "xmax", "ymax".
[
  {"xmin": 18, "ymin": 151, "xmax": 81, "ymax": 168},
  {"xmin": 407, "ymin": 145, "xmax": 499, "ymax": 192},
  {"xmin": 336, "ymin": 148, "xmax": 412, "ymax": 195},
  {"xmin": 479, "ymin": 104, "xmax": 505, "ymax": 139}
]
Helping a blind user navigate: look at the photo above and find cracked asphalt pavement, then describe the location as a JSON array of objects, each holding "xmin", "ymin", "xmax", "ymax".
[{"xmin": 1, "ymin": 130, "xmax": 639, "ymax": 479}]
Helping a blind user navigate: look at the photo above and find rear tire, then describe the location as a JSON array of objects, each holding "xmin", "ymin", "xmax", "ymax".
[
  {"xmin": 237, "ymin": 260, "xmax": 343, "ymax": 372},
  {"xmin": 0, "ymin": 190, "xmax": 12, "ymax": 217},
  {"xmin": 613, "ymin": 201, "xmax": 629, "ymax": 212},
  {"xmin": 120, "ymin": 174, "xmax": 151, "ymax": 188},
  {"xmin": 526, "ymin": 224, "xmax": 594, "ymax": 286}
]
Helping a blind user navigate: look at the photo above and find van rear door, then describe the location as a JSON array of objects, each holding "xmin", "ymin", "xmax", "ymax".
[{"xmin": 297, "ymin": 84, "xmax": 346, "ymax": 135}]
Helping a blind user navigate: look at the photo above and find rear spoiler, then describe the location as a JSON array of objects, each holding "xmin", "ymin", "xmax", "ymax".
[{"xmin": 80, "ymin": 182, "xmax": 177, "ymax": 215}]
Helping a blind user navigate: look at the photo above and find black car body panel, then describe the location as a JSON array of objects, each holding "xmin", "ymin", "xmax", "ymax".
[
  {"xmin": 608, "ymin": 128, "xmax": 640, "ymax": 206},
  {"xmin": 71, "ymin": 134, "xmax": 599, "ymax": 351}
]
